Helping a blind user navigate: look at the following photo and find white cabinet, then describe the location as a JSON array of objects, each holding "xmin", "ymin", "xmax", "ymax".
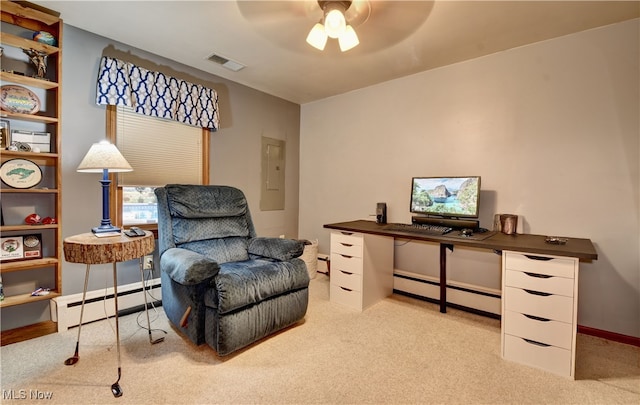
[
  {"xmin": 501, "ymin": 251, "xmax": 579, "ymax": 378},
  {"xmin": 330, "ymin": 231, "xmax": 393, "ymax": 311}
]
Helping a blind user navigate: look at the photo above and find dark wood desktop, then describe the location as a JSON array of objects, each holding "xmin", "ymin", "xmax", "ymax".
[{"xmin": 323, "ymin": 220, "xmax": 598, "ymax": 313}]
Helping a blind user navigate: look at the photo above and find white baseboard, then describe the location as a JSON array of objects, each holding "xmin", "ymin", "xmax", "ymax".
[
  {"xmin": 393, "ymin": 270, "xmax": 501, "ymax": 316},
  {"xmin": 317, "ymin": 253, "xmax": 329, "ymax": 274},
  {"xmin": 51, "ymin": 278, "xmax": 161, "ymax": 332}
]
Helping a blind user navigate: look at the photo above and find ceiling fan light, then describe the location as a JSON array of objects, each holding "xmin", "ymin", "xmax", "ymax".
[
  {"xmin": 324, "ymin": 7, "xmax": 346, "ymax": 38},
  {"xmin": 339, "ymin": 25, "xmax": 359, "ymax": 52},
  {"xmin": 306, "ymin": 23, "xmax": 328, "ymax": 50}
]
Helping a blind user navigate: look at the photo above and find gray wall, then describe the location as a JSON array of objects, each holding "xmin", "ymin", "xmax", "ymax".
[
  {"xmin": 1, "ymin": 24, "xmax": 301, "ymax": 331},
  {"xmin": 60, "ymin": 25, "xmax": 301, "ymax": 292},
  {"xmin": 299, "ymin": 20, "xmax": 639, "ymax": 338}
]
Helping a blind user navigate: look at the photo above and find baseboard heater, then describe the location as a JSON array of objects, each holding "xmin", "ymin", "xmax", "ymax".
[
  {"xmin": 51, "ymin": 278, "xmax": 162, "ymax": 332},
  {"xmin": 317, "ymin": 254, "xmax": 330, "ymax": 275},
  {"xmin": 393, "ymin": 270, "xmax": 501, "ymax": 318}
]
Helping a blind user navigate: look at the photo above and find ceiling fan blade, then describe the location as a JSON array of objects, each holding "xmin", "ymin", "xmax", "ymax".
[
  {"xmin": 237, "ymin": 0, "xmax": 320, "ymax": 25},
  {"xmin": 345, "ymin": 0, "xmax": 371, "ymax": 27},
  {"xmin": 238, "ymin": 0, "xmax": 435, "ymax": 55}
]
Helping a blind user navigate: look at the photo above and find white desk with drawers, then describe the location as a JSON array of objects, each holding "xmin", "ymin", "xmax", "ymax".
[{"xmin": 324, "ymin": 220, "xmax": 598, "ymax": 379}]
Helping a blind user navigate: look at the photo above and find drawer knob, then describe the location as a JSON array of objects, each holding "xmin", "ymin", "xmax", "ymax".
[
  {"xmin": 340, "ymin": 243, "xmax": 353, "ymax": 247},
  {"xmin": 341, "ymin": 232, "xmax": 353, "ymax": 236},
  {"xmin": 340, "ymin": 270, "xmax": 353, "ymax": 275},
  {"xmin": 340, "ymin": 254, "xmax": 353, "ymax": 258},
  {"xmin": 340, "ymin": 286, "xmax": 353, "ymax": 292}
]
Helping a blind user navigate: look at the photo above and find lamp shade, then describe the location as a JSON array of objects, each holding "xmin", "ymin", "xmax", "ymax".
[
  {"xmin": 306, "ymin": 22, "xmax": 328, "ymax": 50},
  {"xmin": 77, "ymin": 141, "xmax": 133, "ymax": 173},
  {"xmin": 338, "ymin": 25, "xmax": 359, "ymax": 52}
]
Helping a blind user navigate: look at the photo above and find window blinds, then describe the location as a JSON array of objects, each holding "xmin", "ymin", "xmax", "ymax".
[{"xmin": 116, "ymin": 106, "xmax": 203, "ymax": 187}]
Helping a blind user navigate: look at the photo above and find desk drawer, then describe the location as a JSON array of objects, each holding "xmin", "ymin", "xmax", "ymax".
[
  {"xmin": 505, "ymin": 269, "xmax": 575, "ymax": 297},
  {"xmin": 331, "ymin": 269, "xmax": 362, "ymax": 292},
  {"xmin": 331, "ymin": 231, "xmax": 363, "ymax": 246},
  {"xmin": 504, "ymin": 252, "xmax": 575, "ymax": 278},
  {"xmin": 504, "ymin": 310, "xmax": 573, "ymax": 349},
  {"xmin": 331, "ymin": 239, "xmax": 363, "ymax": 258},
  {"xmin": 504, "ymin": 287, "xmax": 574, "ymax": 323},
  {"xmin": 503, "ymin": 334, "xmax": 572, "ymax": 377},
  {"xmin": 330, "ymin": 283, "xmax": 362, "ymax": 310},
  {"xmin": 331, "ymin": 253, "xmax": 363, "ymax": 275}
]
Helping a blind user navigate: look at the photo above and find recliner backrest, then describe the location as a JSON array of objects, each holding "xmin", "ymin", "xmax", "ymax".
[{"xmin": 155, "ymin": 185, "xmax": 257, "ymax": 263}]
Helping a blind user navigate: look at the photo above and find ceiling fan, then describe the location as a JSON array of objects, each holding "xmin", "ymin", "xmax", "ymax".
[
  {"xmin": 305, "ymin": 1, "xmax": 371, "ymax": 52},
  {"xmin": 236, "ymin": 1, "xmax": 434, "ymax": 55}
]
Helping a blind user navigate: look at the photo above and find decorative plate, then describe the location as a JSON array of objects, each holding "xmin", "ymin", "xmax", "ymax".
[
  {"xmin": 0, "ymin": 85, "xmax": 41, "ymax": 115},
  {"xmin": 0, "ymin": 158, "xmax": 43, "ymax": 189}
]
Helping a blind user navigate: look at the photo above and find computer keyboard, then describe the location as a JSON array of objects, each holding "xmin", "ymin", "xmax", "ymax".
[{"xmin": 384, "ymin": 223, "xmax": 453, "ymax": 235}]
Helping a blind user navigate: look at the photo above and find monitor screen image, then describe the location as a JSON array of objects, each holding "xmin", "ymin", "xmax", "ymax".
[{"xmin": 410, "ymin": 176, "xmax": 481, "ymax": 218}]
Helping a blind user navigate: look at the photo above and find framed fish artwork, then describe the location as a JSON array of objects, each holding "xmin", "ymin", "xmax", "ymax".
[{"xmin": 0, "ymin": 158, "xmax": 42, "ymax": 189}]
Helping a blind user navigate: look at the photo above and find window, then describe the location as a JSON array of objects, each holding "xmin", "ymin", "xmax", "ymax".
[{"xmin": 107, "ymin": 105, "xmax": 210, "ymax": 230}]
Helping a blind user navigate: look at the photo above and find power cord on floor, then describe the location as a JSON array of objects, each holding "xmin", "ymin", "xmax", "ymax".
[
  {"xmin": 136, "ymin": 267, "xmax": 168, "ymax": 337},
  {"xmin": 99, "ymin": 265, "xmax": 167, "ymax": 345}
]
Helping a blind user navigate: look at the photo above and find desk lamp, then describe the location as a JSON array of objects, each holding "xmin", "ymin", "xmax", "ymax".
[{"xmin": 77, "ymin": 140, "xmax": 132, "ymax": 234}]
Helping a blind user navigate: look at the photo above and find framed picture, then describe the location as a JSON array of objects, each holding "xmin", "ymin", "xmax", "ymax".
[
  {"xmin": 0, "ymin": 119, "xmax": 9, "ymax": 149},
  {"xmin": 0, "ymin": 233, "xmax": 43, "ymax": 262},
  {"xmin": 0, "ymin": 158, "xmax": 43, "ymax": 189}
]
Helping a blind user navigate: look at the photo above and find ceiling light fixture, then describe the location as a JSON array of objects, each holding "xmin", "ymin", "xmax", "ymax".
[{"xmin": 306, "ymin": 1, "xmax": 359, "ymax": 52}]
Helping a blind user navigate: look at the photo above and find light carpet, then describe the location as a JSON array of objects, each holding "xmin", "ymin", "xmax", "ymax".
[{"xmin": 1, "ymin": 275, "xmax": 638, "ymax": 404}]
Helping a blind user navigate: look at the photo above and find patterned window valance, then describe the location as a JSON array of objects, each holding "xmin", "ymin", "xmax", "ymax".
[{"xmin": 96, "ymin": 56, "xmax": 219, "ymax": 130}]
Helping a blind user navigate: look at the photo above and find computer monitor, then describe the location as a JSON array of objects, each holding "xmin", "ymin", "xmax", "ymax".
[{"xmin": 410, "ymin": 176, "xmax": 481, "ymax": 218}]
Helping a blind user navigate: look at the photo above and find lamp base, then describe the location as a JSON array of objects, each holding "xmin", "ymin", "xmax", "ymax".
[{"xmin": 92, "ymin": 224, "xmax": 121, "ymax": 234}]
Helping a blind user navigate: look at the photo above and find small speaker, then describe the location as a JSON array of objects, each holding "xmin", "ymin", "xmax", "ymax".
[{"xmin": 376, "ymin": 203, "xmax": 387, "ymax": 224}]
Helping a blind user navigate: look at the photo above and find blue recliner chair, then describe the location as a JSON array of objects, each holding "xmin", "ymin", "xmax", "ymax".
[{"xmin": 154, "ymin": 185, "xmax": 310, "ymax": 356}]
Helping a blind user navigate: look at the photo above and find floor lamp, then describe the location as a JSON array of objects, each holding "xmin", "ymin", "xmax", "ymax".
[{"xmin": 77, "ymin": 140, "xmax": 132, "ymax": 234}]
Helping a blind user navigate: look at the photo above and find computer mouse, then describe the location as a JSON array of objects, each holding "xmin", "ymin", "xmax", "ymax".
[{"xmin": 461, "ymin": 228, "xmax": 473, "ymax": 237}]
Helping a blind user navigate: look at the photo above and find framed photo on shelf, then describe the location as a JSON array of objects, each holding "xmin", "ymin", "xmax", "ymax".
[
  {"xmin": 0, "ymin": 119, "xmax": 9, "ymax": 149},
  {"xmin": 0, "ymin": 233, "xmax": 43, "ymax": 262}
]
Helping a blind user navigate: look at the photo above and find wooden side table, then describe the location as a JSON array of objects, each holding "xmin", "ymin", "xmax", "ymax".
[{"xmin": 63, "ymin": 231, "xmax": 155, "ymax": 397}]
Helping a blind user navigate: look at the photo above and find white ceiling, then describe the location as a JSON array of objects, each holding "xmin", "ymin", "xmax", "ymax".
[{"xmin": 32, "ymin": 1, "xmax": 639, "ymax": 104}]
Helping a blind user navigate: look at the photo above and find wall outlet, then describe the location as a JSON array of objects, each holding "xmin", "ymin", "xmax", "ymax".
[{"xmin": 143, "ymin": 255, "xmax": 154, "ymax": 270}]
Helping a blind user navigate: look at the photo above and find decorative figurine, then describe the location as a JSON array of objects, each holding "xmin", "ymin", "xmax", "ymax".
[
  {"xmin": 23, "ymin": 48, "xmax": 48, "ymax": 79},
  {"xmin": 42, "ymin": 217, "xmax": 57, "ymax": 224},
  {"xmin": 25, "ymin": 213, "xmax": 42, "ymax": 225},
  {"xmin": 33, "ymin": 31, "xmax": 57, "ymax": 46}
]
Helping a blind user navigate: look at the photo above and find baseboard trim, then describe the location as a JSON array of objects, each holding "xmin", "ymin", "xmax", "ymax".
[
  {"xmin": 393, "ymin": 270, "xmax": 639, "ymax": 347},
  {"xmin": 393, "ymin": 270, "xmax": 501, "ymax": 316},
  {"xmin": 577, "ymin": 325, "xmax": 640, "ymax": 347},
  {"xmin": 52, "ymin": 278, "xmax": 161, "ymax": 331},
  {"xmin": 393, "ymin": 289, "xmax": 501, "ymax": 320}
]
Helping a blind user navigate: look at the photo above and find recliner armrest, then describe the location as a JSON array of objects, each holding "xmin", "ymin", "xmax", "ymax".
[
  {"xmin": 248, "ymin": 237, "xmax": 305, "ymax": 261},
  {"xmin": 160, "ymin": 248, "xmax": 220, "ymax": 285}
]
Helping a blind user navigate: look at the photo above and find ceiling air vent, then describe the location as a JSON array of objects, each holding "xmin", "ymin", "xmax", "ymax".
[{"xmin": 206, "ymin": 53, "xmax": 245, "ymax": 72}]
